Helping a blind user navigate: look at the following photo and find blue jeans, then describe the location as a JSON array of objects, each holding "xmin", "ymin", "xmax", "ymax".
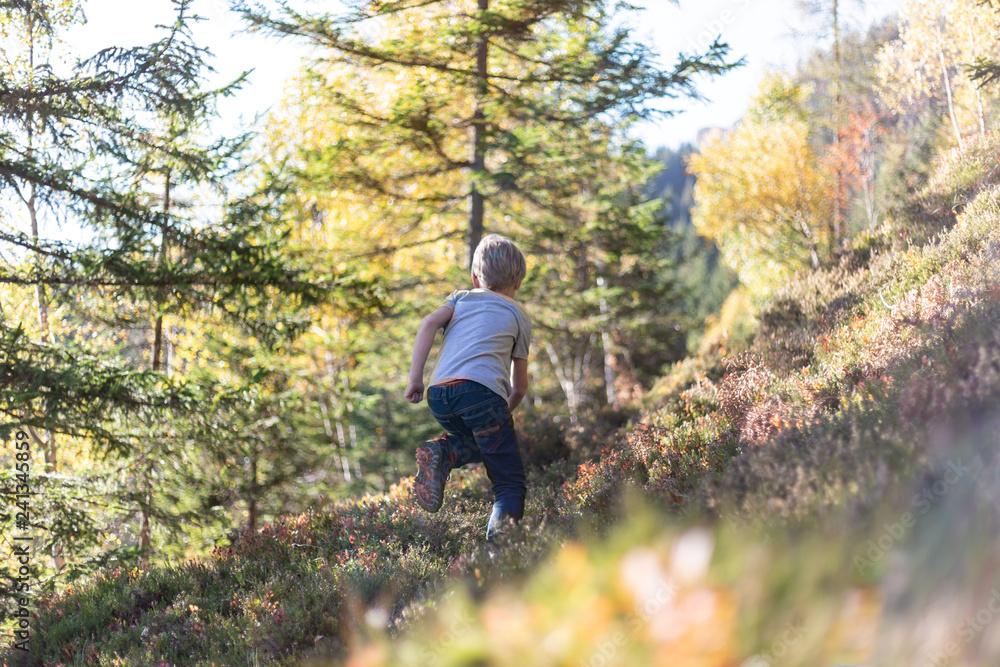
[{"xmin": 427, "ymin": 380, "xmax": 525, "ymax": 518}]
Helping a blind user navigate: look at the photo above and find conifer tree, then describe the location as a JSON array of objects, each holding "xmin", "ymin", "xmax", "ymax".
[
  {"xmin": 0, "ymin": 0, "xmax": 373, "ymax": 586},
  {"xmin": 243, "ymin": 0, "xmax": 735, "ymax": 267}
]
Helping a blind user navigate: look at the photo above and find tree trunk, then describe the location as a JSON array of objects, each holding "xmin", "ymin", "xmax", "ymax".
[
  {"xmin": 27, "ymin": 186, "xmax": 57, "ymax": 474},
  {"xmin": 26, "ymin": 9, "xmax": 63, "ymax": 571},
  {"xmin": 141, "ymin": 170, "xmax": 172, "ymax": 566},
  {"xmin": 531, "ymin": 363, "xmax": 542, "ymax": 407},
  {"xmin": 323, "ymin": 352, "xmax": 353, "ymax": 482},
  {"xmin": 335, "ymin": 418, "xmax": 354, "ymax": 482},
  {"xmin": 831, "ymin": 0, "xmax": 843, "ymax": 245},
  {"xmin": 247, "ymin": 455, "xmax": 258, "ymax": 533},
  {"xmin": 318, "ymin": 395, "xmax": 348, "ymax": 482},
  {"xmin": 28, "ymin": 189, "xmax": 51, "ymax": 347},
  {"xmin": 545, "ymin": 341, "xmax": 579, "ymax": 423},
  {"xmin": 596, "ymin": 273, "xmax": 617, "ymax": 407},
  {"xmin": 936, "ymin": 36, "xmax": 965, "ymax": 149},
  {"xmin": 151, "ymin": 171, "xmax": 170, "ymax": 374},
  {"xmin": 973, "ymin": 81, "xmax": 987, "ymax": 136},
  {"xmin": 24, "ymin": 8, "xmax": 57, "ymax": 478},
  {"xmin": 862, "ymin": 122, "xmax": 878, "ymax": 229},
  {"xmin": 967, "ymin": 26, "xmax": 987, "ymax": 135},
  {"xmin": 579, "ymin": 335, "xmax": 594, "ymax": 403},
  {"xmin": 25, "ymin": 10, "xmax": 48, "ymax": 344},
  {"xmin": 139, "ymin": 492, "xmax": 152, "ymax": 557},
  {"xmin": 795, "ymin": 211, "xmax": 821, "ymax": 268},
  {"xmin": 544, "ymin": 332, "xmax": 594, "ymax": 424},
  {"xmin": 166, "ymin": 325, "xmax": 174, "ymax": 377},
  {"xmin": 467, "ymin": 0, "xmax": 489, "ymax": 268},
  {"xmin": 340, "ymin": 372, "xmax": 361, "ymax": 479},
  {"xmin": 831, "ymin": 0, "xmax": 841, "ymax": 111}
]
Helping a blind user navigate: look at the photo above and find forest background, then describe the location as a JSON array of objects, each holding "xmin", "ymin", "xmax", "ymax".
[
  {"xmin": 0, "ymin": 0, "xmax": 749, "ymax": 580},
  {"xmin": 4, "ymin": 0, "xmax": 1000, "ymax": 655}
]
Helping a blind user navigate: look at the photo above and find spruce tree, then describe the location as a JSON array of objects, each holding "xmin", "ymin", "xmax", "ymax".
[
  {"xmin": 242, "ymin": 0, "xmax": 737, "ymax": 266},
  {"xmin": 0, "ymin": 0, "xmax": 374, "ymax": 592}
]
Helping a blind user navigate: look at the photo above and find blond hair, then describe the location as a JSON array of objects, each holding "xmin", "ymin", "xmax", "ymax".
[{"xmin": 471, "ymin": 234, "xmax": 526, "ymax": 291}]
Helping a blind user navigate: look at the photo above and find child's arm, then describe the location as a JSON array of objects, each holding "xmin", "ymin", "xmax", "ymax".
[
  {"xmin": 404, "ymin": 305, "xmax": 454, "ymax": 404},
  {"xmin": 508, "ymin": 357, "xmax": 529, "ymax": 412}
]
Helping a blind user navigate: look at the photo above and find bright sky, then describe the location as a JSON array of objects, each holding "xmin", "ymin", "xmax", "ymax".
[
  {"xmin": 629, "ymin": 0, "xmax": 904, "ymax": 148},
  {"xmin": 65, "ymin": 0, "xmax": 904, "ymax": 151}
]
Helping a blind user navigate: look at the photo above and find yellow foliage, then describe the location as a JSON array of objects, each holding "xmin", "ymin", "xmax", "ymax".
[
  {"xmin": 689, "ymin": 76, "xmax": 832, "ymax": 300},
  {"xmin": 876, "ymin": 0, "xmax": 1000, "ymax": 146},
  {"xmin": 698, "ymin": 285, "xmax": 755, "ymax": 354}
]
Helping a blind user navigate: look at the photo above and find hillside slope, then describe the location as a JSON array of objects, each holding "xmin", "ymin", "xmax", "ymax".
[{"xmin": 8, "ymin": 137, "xmax": 1000, "ymax": 666}]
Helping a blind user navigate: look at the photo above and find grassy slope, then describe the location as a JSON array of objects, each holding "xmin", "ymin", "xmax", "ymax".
[{"xmin": 8, "ymin": 136, "xmax": 1000, "ymax": 666}]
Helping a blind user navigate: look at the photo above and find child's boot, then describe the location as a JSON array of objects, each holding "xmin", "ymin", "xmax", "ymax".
[
  {"xmin": 414, "ymin": 439, "xmax": 449, "ymax": 512},
  {"xmin": 485, "ymin": 504, "xmax": 519, "ymax": 542}
]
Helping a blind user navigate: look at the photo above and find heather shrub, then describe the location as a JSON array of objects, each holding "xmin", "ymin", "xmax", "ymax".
[
  {"xmin": 513, "ymin": 403, "xmax": 571, "ymax": 468},
  {"xmin": 834, "ymin": 225, "xmax": 892, "ymax": 273},
  {"xmin": 885, "ymin": 132, "xmax": 1000, "ymax": 247},
  {"xmin": 753, "ymin": 296, "xmax": 815, "ymax": 371},
  {"xmin": 701, "ymin": 188, "xmax": 1000, "ymax": 525},
  {"xmin": 639, "ymin": 417, "xmax": 738, "ymax": 508},
  {"xmin": 673, "ymin": 371, "xmax": 722, "ymax": 419},
  {"xmin": 562, "ymin": 391, "xmax": 739, "ymax": 519},
  {"xmin": 646, "ymin": 344, "xmax": 727, "ymax": 405},
  {"xmin": 8, "ymin": 469, "xmax": 570, "ymax": 666},
  {"xmin": 717, "ymin": 352, "xmax": 774, "ymax": 433},
  {"xmin": 561, "ymin": 404, "xmax": 639, "ymax": 463},
  {"xmin": 706, "ymin": 390, "xmax": 904, "ymax": 522},
  {"xmin": 561, "ymin": 446, "xmax": 646, "ymax": 522},
  {"xmin": 335, "ymin": 416, "xmax": 1000, "ymax": 667},
  {"xmin": 559, "ymin": 174, "xmax": 1000, "ymax": 570},
  {"xmin": 23, "ymin": 563, "xmax": 266, "ymax": 666},
  {"xmin": 871, "ymin": 416, "xmax": 1000, "ymax": 665},
  {"xmin": 924, "ymin": 131, "xmax": 1000, "ymax": 204},
  {"xmin": 749, "ymin": 235, "xmax": 893, "ymax": 374}
]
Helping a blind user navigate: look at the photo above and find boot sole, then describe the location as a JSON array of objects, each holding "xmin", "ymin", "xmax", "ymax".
[{"xmin": 414, "ymin": 444, "xmax": 444, "ymax": 512}]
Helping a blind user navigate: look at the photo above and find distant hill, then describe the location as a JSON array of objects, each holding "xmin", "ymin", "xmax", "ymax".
[{"xmin": 647, "ymin": 142, "xmax": 739, "ymax": 330}]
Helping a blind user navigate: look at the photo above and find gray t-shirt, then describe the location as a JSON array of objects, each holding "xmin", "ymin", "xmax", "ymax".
[{"xmin": 431, "ymin": 288, "xmax": 532, "ymax": 400}]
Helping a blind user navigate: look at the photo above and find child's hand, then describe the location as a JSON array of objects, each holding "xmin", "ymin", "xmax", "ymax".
[{"xmin": 404, "ymin": 379, "xmax": 425, "ymax": 404}]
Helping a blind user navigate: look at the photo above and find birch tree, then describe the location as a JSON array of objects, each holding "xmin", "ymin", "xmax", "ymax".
[{"xmin": 876, "ymin": 0, "xmax": 1000, "ymax": 148}]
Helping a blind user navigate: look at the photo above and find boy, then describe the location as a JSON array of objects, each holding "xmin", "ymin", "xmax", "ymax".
[{"xmin": 404, "ymin": 234, "xmax": 531, "ymax": 542}]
